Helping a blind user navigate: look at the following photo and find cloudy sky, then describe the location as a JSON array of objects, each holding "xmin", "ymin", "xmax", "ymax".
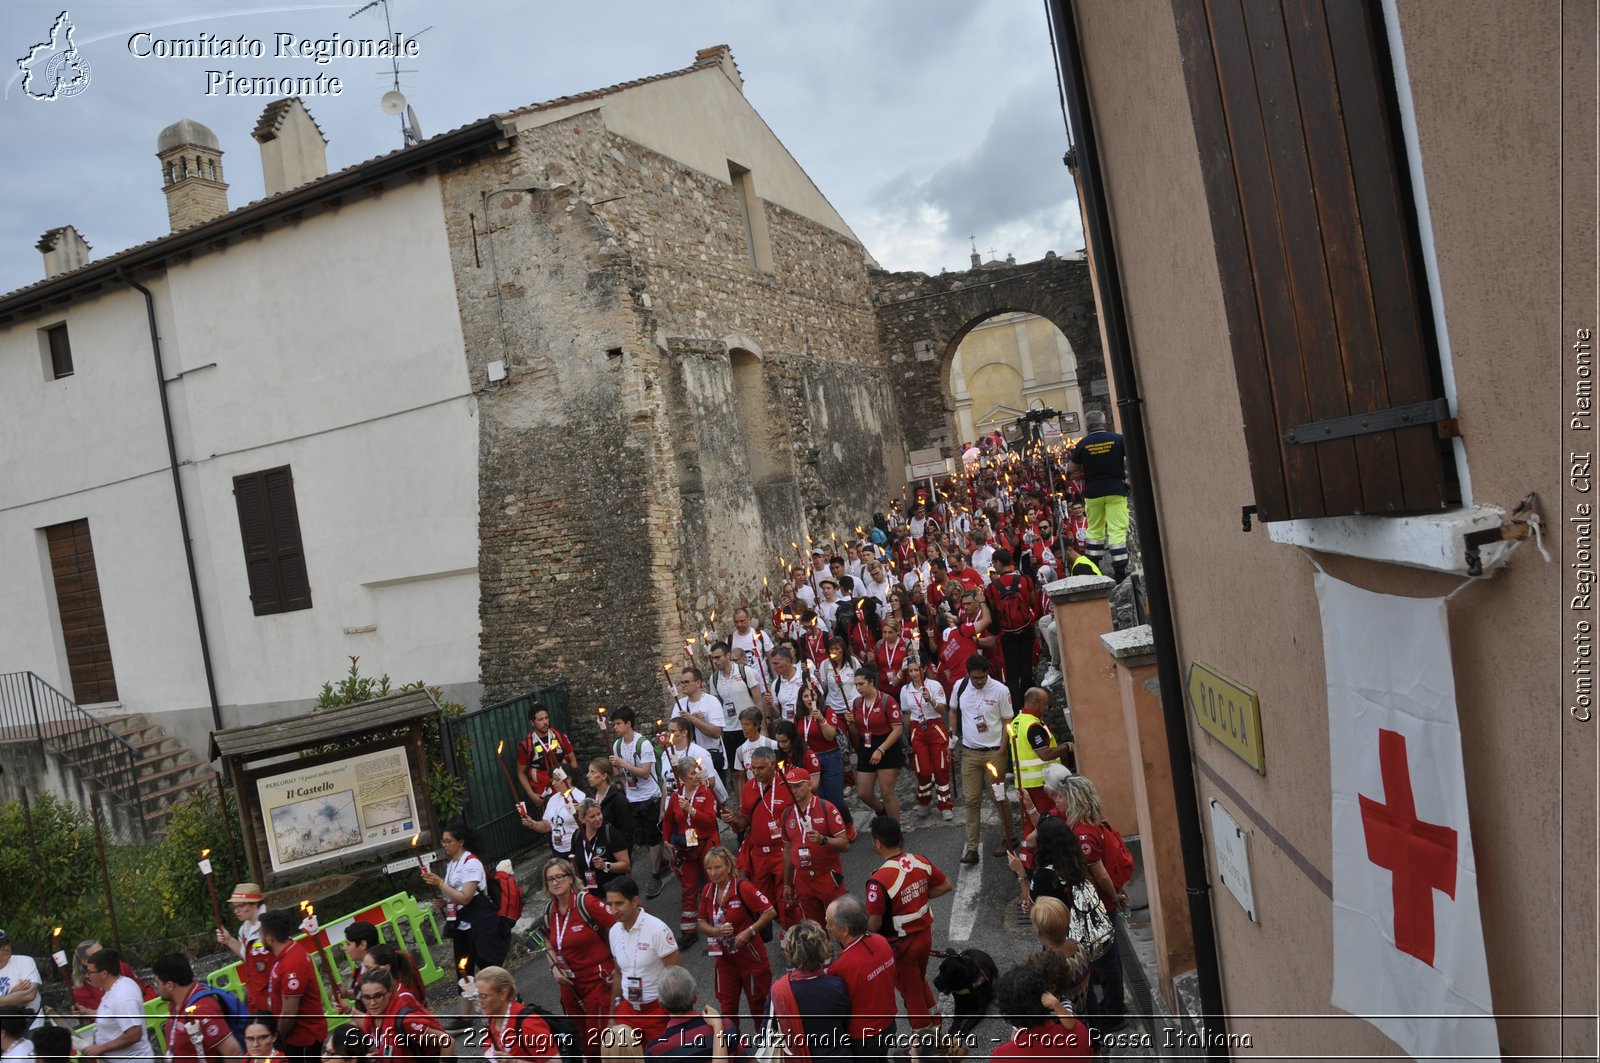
[{"xmin": 0, "ymin": 0, "xmax": 1084, "ymax": 296}]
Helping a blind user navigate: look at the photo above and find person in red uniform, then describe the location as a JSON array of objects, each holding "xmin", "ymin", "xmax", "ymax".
[
  {"xmin": 260, "ymin": 909, "xmax": 327, "ymax": 1062},
  {"xmin": 900, "ymin": 657, "xmax": 954, "ymax": 819},
  {"xmin": 478, "ymin": 966, "xmax": 558, "ymax": 1062},
  {"xmin": 356, "ymin": 969, "xmax": 451, "ymax": 1059},
  {"xmin": 516, "ymin": 706, "xmax": 578, "ymax": 819},
  {"xmin": 659, "ymin": 754, "xmax": 721, "ymax": 948},
  {"xmin": 216, "ymin": 883, "xmax": 274, "ymax": 1014},
  {"xmin": 988, "ymin": 964, "xmax": 1092, "ymax": 1060},
  {"xmin": 695, "ymin": 846, "xmax": 775, "ymax": 1031},
  {"xmin": 722, "ymin": 747, "xmax": 795, "ymax": 927},
  {"xmin": 780, "ymin": 768, "xmax": 849, "ymax": 925},
  {"xmin": 152, "ymin": 954, "xmax": 244, "ymax": 1063},
  {"xmin": 873, "ymin": 615, "xmax": 915, "ymax": 702},
  {"xmin": 850, "ymin": 667, "xmax": 904, "ymax": 823},
  {"xmin": 824, "ymin": 896, "xmax": 898, "ymax": 1063},
  {"xmin": 862, "ymin": 816, "xmax": 952, "ymax": 1032},
  {"xmin": 538, "ymin": 858, "xmax": 616, "ymax": 1063},
  {"xmin": 771, "ymin": 720, "xmax": 821, "ymax": 785}
]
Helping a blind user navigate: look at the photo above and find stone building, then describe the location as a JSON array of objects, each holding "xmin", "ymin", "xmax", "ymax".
[{"xmin": 0, "ymin": 47, "xmax": 904, "ymax": 766}]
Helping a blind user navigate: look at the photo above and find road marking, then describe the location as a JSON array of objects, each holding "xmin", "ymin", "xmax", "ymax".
[{"xmin": 946, "ymin": 852, "xmax": 984, "ymax": 941}]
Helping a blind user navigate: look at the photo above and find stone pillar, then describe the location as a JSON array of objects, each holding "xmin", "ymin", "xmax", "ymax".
[
  {"xmin": 1045, "ymin": 575, "xmax": 1137, "ymax": 831},
  {"xmin": 1100, "ymin": 624, "xmax": 1195, "ymax": 1005}
]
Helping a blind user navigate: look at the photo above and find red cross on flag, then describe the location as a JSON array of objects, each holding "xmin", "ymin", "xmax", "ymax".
[{"xmin": 1317, "ymin": 574, "xmax": 1499, "ymax": 1061}]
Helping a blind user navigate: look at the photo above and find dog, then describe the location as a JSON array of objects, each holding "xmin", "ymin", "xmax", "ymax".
[{"xmin": 931, "ymin": 947, "xmax": 1000, "ymax": 1038}]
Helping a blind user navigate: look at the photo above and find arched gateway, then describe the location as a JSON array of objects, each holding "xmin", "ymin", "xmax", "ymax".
[{"xmin": 871, "ymin": 255, "xmax": 1109, "ymax": 455}]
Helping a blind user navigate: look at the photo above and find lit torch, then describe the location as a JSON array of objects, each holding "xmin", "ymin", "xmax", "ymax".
[
  {"xmin": 51, "ymin": 926, "xmax": 68, "ymax": 985},
  {"xmin": 495, "ymin": 739, "xmax": 525, "ymax": 814},
  {"xmin": 596, "ymin": 704, "xmax": 608, "ymax": 735},
  {"xmin": 199, "ymin": 847, "xmax": 223, "ymax": 929}
]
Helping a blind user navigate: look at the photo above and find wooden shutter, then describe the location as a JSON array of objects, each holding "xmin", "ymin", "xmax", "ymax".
[
  {"xmin": 1172, "ymin": 0, "xmax": 1455, "ymax": 521},
  {"xmin": 233, "ymin": 466, "xmax": 313, "ymax": 616},
  {"xmin": 45, "ymin": 519, "xmax": 118, "ymax": 704}
]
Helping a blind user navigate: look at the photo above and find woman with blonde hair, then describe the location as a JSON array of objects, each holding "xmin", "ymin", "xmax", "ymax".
[
  {"xmin": 1030, "ymin": 896, "xmax": 1091, "ymax": 1009},
  {"xmin": 478, "ymin": 965, "xmax": 559, "ymax": 1062},
  {"xmin": 695, "ymin": 846, "xmax": 775, "ymax": 1030},
  {"xmin": 762, "ymin": 922, "xmax": 853, "ymax": 1060},
  {"xmin": 598, "ymin": 1023, "xmax": 644, "ymax": 1063}
]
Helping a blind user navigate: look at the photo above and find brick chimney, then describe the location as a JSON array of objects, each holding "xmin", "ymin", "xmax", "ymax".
[
  {"xmin": 36, "ymin": 225, "xmax": 90, "ymax": 278},
  {"xmin": 157, "ymin": 119, "xmax": 229, "ymax": 231},
  {"xmin": 695, "ymin": 44, "xmax": 743, "ymax": 93},
  {"xmin": 253, "ymin": 97, "xmax": 329, "ymax": 197}
]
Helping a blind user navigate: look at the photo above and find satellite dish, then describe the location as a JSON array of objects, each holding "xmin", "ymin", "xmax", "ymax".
[
  {"xmin": 380, "ymin": 89, "xmax": 407, "ymax": 116},
  {"xmin": 404, "ymin": 104, "xmax": 424, "ymax": 142}
]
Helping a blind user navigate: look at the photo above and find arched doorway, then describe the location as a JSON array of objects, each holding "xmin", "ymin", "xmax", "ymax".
[{"xmin": 945, "ymin": 311, "xmax": 1087, "ymax": 449}]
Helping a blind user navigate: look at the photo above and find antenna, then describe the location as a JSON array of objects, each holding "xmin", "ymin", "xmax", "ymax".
[{"xmin": 351, "ymin": 0, "xmax": 425, "ymax": 146}]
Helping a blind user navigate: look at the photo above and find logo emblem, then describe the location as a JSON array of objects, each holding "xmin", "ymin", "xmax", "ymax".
[{"xmin": 17, "ymin": 11, "xmax": 91, "ymax": 101}]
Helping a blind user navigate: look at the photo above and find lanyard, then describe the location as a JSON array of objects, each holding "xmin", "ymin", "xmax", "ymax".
[{"xmin": 552, "ymin": 901, "xmax": 578, "ymax": 952}]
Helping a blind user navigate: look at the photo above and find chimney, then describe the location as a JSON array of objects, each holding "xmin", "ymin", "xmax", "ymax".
[
  {"xmin": 157, "ymin": 119, "xmax": 229, "ymax": 231},
  {"xmin": 695, "ymin": 44, "xmax": 744, "ymax": 93},
  {"xmin": 253, "ymin": 97, "xmax": 329, "ymax": 196},
  {"xmin": 36, "ymin": 225, "xmax": 90, "ymax": 278},
  {"xmin": 1005, "ymin": 252, "xmax": 1016, "ymax": 266}
]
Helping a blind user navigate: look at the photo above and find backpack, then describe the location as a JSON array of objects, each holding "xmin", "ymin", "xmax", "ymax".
[
  {"xmin": 614, "ymin": 735, "xmax": 666, "ymax": 793},
  {"xmin": 511, "ymin": 1003, "xmax": 582, "ymax": 1063},
  {"xmin": 188, "ymin": 984, "xmax": 248, "ymax": 1045},
  {"xmin": 990, "ymin": 572, "xmax": 1036, "ymax": 632},
  {"xmin": 1099, "ymin": 821, "xmax": 1136, "ymax": 891},
  {"xmin": 497, "ymin": 868, "xmax": 524, "ymax": 922},
  {"xmin": 391, "ymin": 1006, "xmax": 445, "ymax": 1059},
  {"xmin": 736, "ymin": 879, "xmax": 775, "ymax": 943},
  {"xmin": 541, "ymin": 894, "xmax": 603, "ymax": 935}
]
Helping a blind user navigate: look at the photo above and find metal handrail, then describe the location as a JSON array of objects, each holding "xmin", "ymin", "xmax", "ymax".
[{"xmin": 0, "ymin": 671, "xmax": 146, "ymax": 832}]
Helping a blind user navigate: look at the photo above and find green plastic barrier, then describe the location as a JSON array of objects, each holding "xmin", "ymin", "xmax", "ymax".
[{"xmin": 76, "ymin": 892, "xmax": 447, "ymax": 1045}]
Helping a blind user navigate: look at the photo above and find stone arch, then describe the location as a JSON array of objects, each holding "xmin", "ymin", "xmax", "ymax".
[{"xmin": 871, "ymin": 256, "xmax": 1108, "ymax": 455}]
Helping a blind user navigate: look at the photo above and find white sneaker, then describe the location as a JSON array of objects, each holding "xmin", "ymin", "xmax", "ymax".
[
  {"xmin": 942, "ymin": 809, "xmax": 954, "ymax": 822},
  {"xmin": 917, "ymin": 803, "xmax": 932, "ymax": 818},
  {"xmin": 1040, "ymin": 666, "xmax": 1063, "ymax": 687}
]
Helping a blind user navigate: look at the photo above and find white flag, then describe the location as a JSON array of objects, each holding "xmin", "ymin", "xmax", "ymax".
[{"xmin": 1318, "ymin": 573, "xmax": 1499, "ymax": 1061}]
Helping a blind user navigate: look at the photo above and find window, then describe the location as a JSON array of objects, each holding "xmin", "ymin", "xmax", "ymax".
[
  {"xmin": 233, "ymin": 465, "xmax": 313, "ymax": 616},
  {"xmin": 43, "ymin": 519, "xmax": 118, "ymax": 705},
  {"xmin": 43, "ymin": 323, "xmax": 73, "ymax": 378},
  {"xmin": 728, "ymin": 161, "xmax": 774, "ymax": 272},
  {"xmin": 1174, "ymin": 0, "xmax": 1456, "ymax": 521}
]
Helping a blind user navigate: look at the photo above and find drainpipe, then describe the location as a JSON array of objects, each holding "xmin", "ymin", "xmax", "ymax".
[
  {"xmin": 1048, "ymin": 1, "xmax": 1229, "ymax": 1055},
  {"xmin": 119, "ymin": 269, "xmax": 224, "ymax": 736}
]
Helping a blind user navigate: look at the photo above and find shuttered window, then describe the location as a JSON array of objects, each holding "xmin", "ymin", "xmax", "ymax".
[
  {"xmin": 1173, "ymin": 0, "xmax": 1457, "ymax": 521},
  {"xmin": 44, "ymin": 519, "xmax": 118, "ymax": 705},
  {"xmin": 233, "ymin": 466, "xmax": 313, "ymax": 616}
]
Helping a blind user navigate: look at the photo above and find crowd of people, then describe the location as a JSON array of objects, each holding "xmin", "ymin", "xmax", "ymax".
[{"xmin": 0, "ymin": 414, "xmax": 1139, "ymax": 1061}]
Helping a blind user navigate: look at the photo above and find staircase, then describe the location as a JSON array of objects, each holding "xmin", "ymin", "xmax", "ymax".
[{"xmin": 0, "ymin": 672, "xmax": 214, "ymax": 837}]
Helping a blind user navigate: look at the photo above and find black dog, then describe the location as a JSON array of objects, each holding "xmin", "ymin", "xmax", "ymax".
[{"xmin": 931, "ymin": 948, "xmax": 1000, "ymax": 1038}]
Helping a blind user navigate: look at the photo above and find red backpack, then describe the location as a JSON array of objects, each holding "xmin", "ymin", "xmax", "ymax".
[
  {"xmin": 989, "ymin": 572, "xmax": 1036, "ymax": 632},
  {"xmin": 1099, "ymin": 821, "xmax": 1136, "ymax": 891},
  {"xmin": 496, "ymin": 868, "xmax": 524, "ymax": 922}
]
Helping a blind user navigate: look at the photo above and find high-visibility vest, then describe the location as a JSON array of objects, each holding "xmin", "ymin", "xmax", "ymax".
[{"xmin": 1010, "ymin": 711, "xmax": 1051, "ymax": 790}]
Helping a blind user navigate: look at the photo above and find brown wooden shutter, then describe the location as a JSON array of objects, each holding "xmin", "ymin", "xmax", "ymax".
[
  {"xmin": 45, "ymin": 519, "xmax": 118, "ymax": 704},
  {"xmin": 1172, "ymin": 0, "xmax": 1455, "ymax": 521},
  {"xmin": 233, "ymin": 466, "xmax": 312, "ymax": 616}
]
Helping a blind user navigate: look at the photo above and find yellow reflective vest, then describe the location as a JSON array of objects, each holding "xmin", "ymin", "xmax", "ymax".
[{"xmin": 1011, "ymin": 710, "xmax": 1052, "ymax": 789}]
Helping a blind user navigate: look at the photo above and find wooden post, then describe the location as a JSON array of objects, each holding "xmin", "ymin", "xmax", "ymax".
[
  {"xmin": 89, "ymin": 791, "xmax": 123, "ymax": 949},
  {"xmin": 212, "ymin": 771, "xmax": 243, "ymax": 869},
  {"xmin": 17, "ymin": 788, "xmax": 47, "ymax": 921}
]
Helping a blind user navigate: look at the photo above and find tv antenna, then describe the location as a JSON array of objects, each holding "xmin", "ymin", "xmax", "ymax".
[{"xmin": 351, "ymin": 0, "xmax": 429, "ymax": 146}]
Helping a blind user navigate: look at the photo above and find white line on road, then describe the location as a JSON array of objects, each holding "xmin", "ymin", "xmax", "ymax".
[{"xmin": 946, "ymin": 853, "xmax": 984, "ymax": 941}]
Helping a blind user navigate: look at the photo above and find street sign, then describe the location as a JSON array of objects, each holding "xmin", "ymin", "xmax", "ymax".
[
  {"xmin": 1187, "ymin": 660, "xmax": 1265, "ymax": 773},
  {"xmin": 908, "ymin": 458, "xmax": 953, "ymax": 478},
  {"xmin": 1209, "ymin": 798, "xmax": 1257, "ymax": 922}
]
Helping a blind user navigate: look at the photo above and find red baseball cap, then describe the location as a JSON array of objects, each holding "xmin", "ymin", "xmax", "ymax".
[{"xmin": 783, "ymin": 767, "xmax": 811, "ymax": 785}]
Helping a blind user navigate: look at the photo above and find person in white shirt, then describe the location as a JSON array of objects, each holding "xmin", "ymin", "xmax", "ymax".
[
  {"xmin": 707, "ymin": 641, "xmax": 762, "ymax": 775},
  {"xmin": 859, "ymin": 560, "xmax": 892, "ymax": 607},
  {"xmin": 663, "ymin": 718, "xmax": 729, "ymax": 805},
  {"xmin": 815, "ymin": 576, "xmax": 842, "ymax": 634},
  {"xmin": 762, "ymin": 648, "xmax": 803, "ymax": 723},
  {"xmin": 609, "ymin": 707, "xmax": 667, "ymax": 899},
  {"xmin": 900, "ymin": 657, "xmax": 954, "ymax": 820},
  {"xmin": 970, "ymin": 530, "xmax": 996, "ymax": 584},
  {"xmin": 82, "ymin": 949, "xmax": 153, "ymax": 1061},
  {"xmin": 0, "ymin": 931, "xmax": 42, "ymax": 1032},
  {"xmin": 952, "ymin": 655, "xmax": 1018, "ymax": 864},
  {"xmin": 0, "ymin": 1006, "xmax": 32, "ymax": 1063},
  {"xmin": 605, "ymin": 877, "xmax": 682, "ymax": 1043},
  {"xmin": 730, "ymin": 709, "xmax": 779, "ymax": 782},
  {"xmin": 520, "ymin": 768, "xmax": 587, "ymax": 862},
  {"xmin": 671, "ymin": 669, "xmax": 726, "ymax": 771}
]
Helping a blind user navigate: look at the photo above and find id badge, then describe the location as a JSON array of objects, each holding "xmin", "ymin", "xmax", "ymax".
[
  {"xmin": 446, "ymin": 904, "xmax": 459, "ymax": 922},
  {"xmin": 684, "ymin": 828, "xmax": 699, "ymax": 848},
  {"xmin": 975, "ymin": 717, "xmax": 990, "ymax": 734},
  {"xmin": 585, "ymin": 869, "xmax": 597, "ymax": 888},
  {"xmin": 625, "ymin": 976, "xmax": 644, "ymax": 1006},
  {"xmin": 627, "ymin": 775, "xmax": 638, "ymax": 789},
  {"xmin": 768, "ymin": 819, "xmax": 783, "ymax": 840},
  {"xmin": 706, "ymin": 936, "xmax": 724, "ymax": 957},
  {"xmin": 798, "ymin": 845, "xmax": 812, "ymax": 868}
]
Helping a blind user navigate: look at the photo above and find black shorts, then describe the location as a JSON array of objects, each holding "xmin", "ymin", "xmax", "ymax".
[
  {"xmin": 858, "ymin": 739, "xmax": 906, "ymax": 771},
  {"xmin": 629, "ymin": 796, "xmax": 662, "ymax": 845}
]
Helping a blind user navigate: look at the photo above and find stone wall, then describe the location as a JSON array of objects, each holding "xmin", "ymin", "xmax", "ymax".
[
  {"xmin": 444, "ymin": 111, "xmax": 904, "ymax": 752},
  {"xmin": 871, "ymin": 257, "xmax": 1110, "ymax": 454}
]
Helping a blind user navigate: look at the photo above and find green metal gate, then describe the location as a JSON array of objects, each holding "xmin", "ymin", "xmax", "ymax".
[{"xmin": 445, "ymin": 683, "xmax": 570, "ymax": 864}]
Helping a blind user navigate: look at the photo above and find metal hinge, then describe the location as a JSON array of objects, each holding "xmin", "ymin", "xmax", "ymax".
[{"xmin": 1283, "ymin": 398, "xmax": 1450, "ymax": 445}]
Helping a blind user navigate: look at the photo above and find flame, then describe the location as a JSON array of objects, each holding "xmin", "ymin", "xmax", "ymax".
[
  {"xmin": 597, "ymin": 705, "xmax": 607, "ymax": 715},
  {"xmin": 663, "ymin": 662, "xmax": 673, "ymax": 673},
  {"xmin": 987, "ymin": 763, "xmax": 1000, "ymax": 780},
  {"xmin": 200, "ymin": 847, "xmax": 211, "ymax": 858},
  {"xmin": 496, "ymin": 739, "xmax": 505, "ymax": 754},
  {"xmin": 411, "ymin": 833, "xmax": 420, "ymax": 848},
  {"xmin": 299, "ymin": 900, "xmax": 309, "ymax": 912},
  {"xmin": 709, "ymin": 609, "xmax": 716, "ymax": 624},
  {"xmin": 686, "ymin": 636, "xmax": 696, "ymax": 645},
  {"xmin": 458, "ymin": 957, "xmax": 469, "ymax": 973},
  {"xmin": 307, "ymin": 904, "xmax": 315, "ymax": 917},
  {"xmin": 52, "ymin": 926, "xmax": 62, "ymax": 937}
]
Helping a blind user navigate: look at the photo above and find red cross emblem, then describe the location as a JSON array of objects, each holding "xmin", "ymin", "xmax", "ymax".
[{"xmin": 1359, "ymin": 728, "xmax": 1459, "ymax": 966}]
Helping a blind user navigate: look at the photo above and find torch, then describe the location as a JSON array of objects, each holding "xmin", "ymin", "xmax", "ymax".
[
  {"xmin": 51, "ymin": 927, "xmax": 68, "ymax": 986},
  {"xmin": 596, "ymin": 704, "xmax": 608, "ymax": 736},
  {"xmin": 411, "ymin": 833, "xmax": 428, "ymax": 874},
  {"xmin": 199, "ymin": 848, "xmax": 223, "ymax": 929},
  {"xmin": 495, "ymin": 739, "xmax": 526, "ymax": 817}
]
